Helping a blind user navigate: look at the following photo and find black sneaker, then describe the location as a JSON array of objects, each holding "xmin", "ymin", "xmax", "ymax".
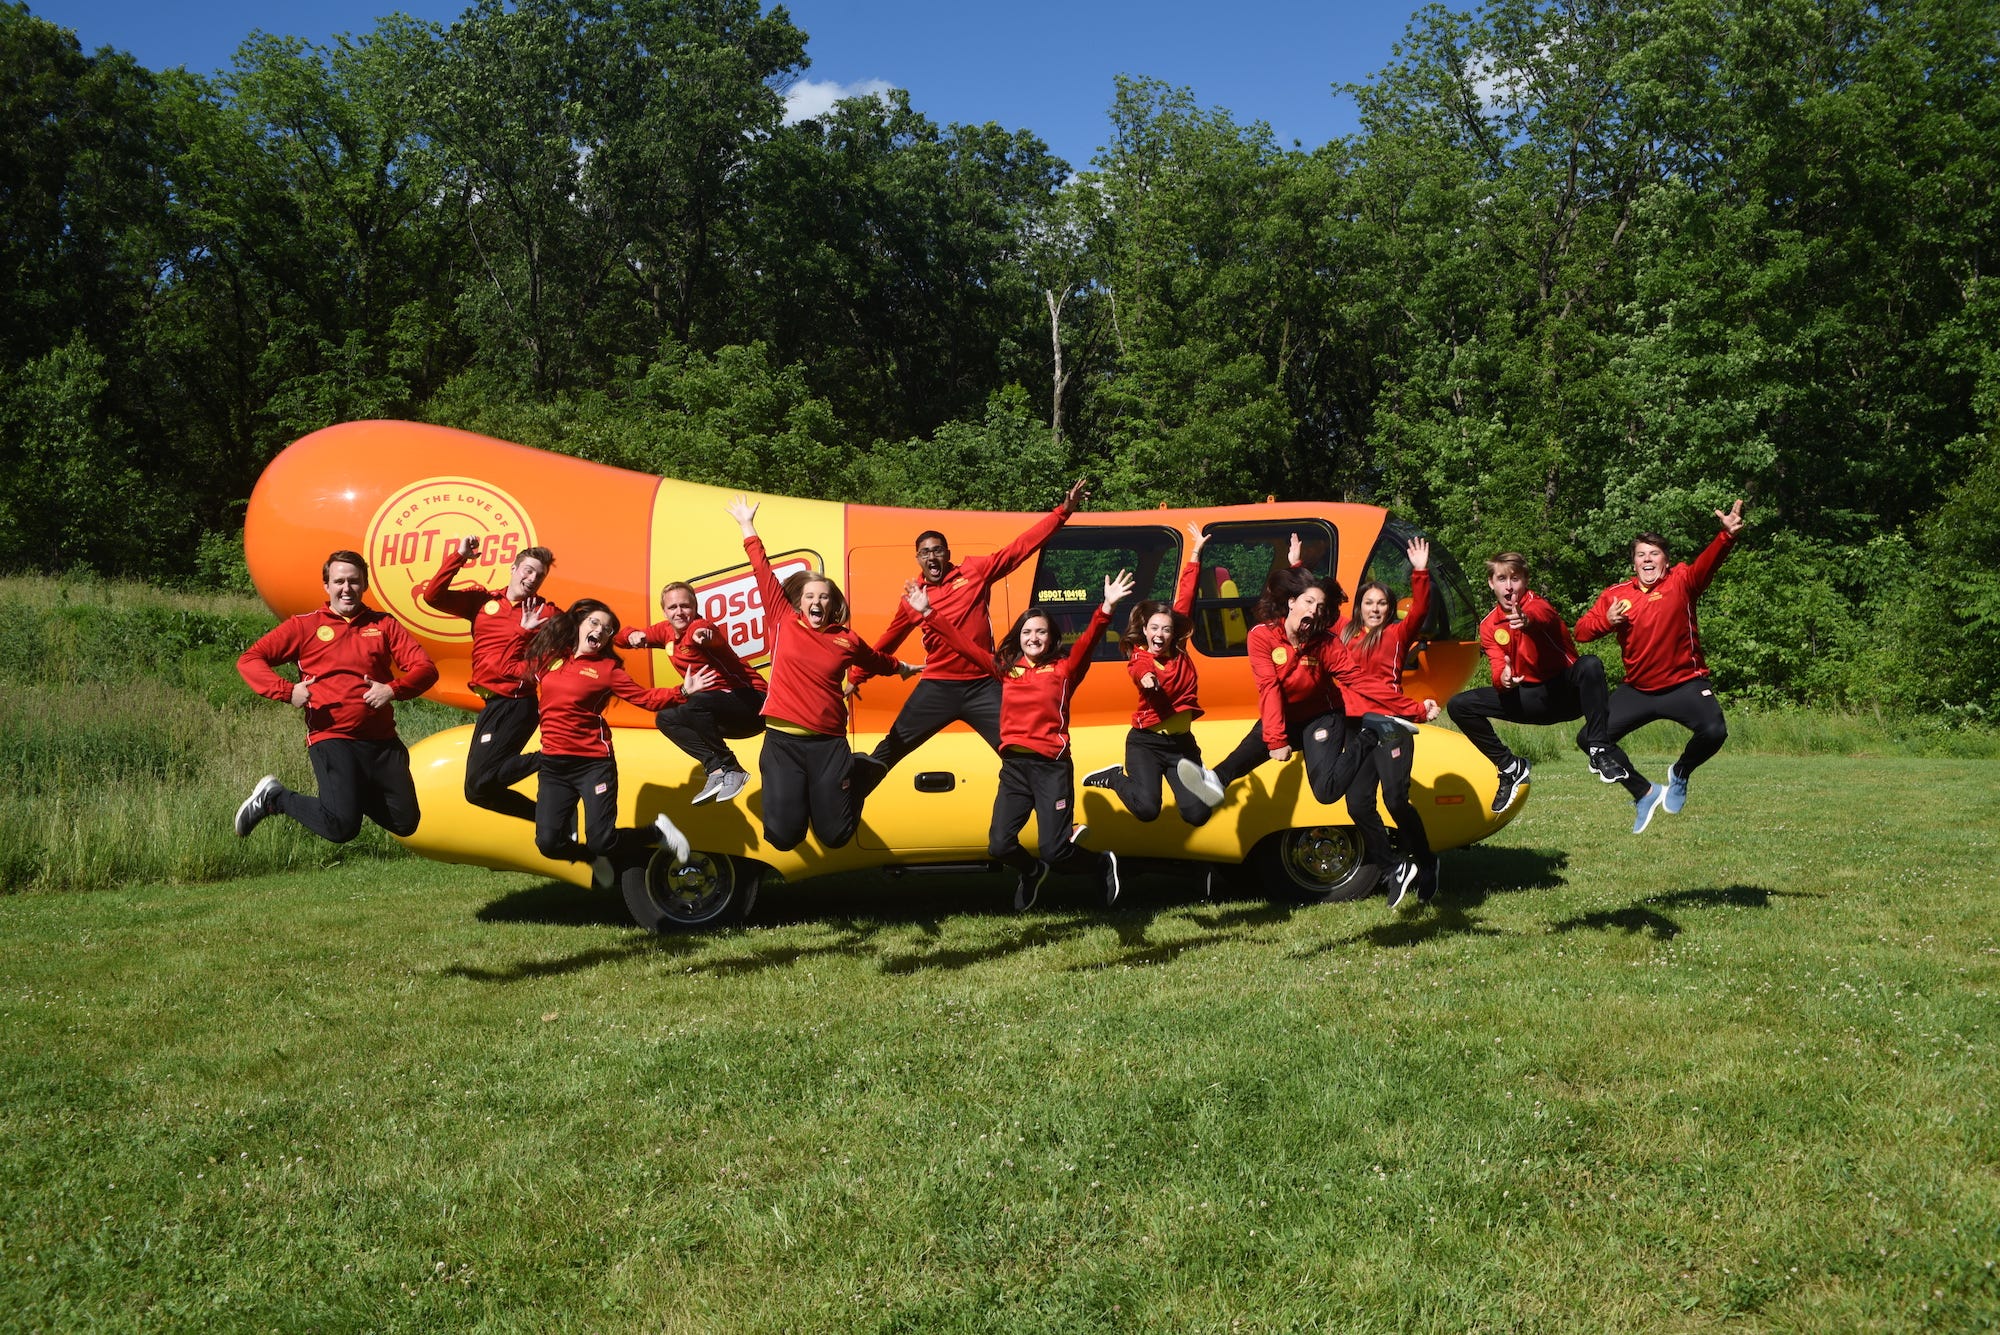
[
  {"xmin": 1014, "ymin": 860, "xmax": 1048, "ymax": 912},
  {"xmin": 1081, "ymin": 764, "xmax": 1121, "ymax": 789},
  {"xmin": 233, "ymin": 775, "xmax": 282, "ymax": 837},
  {"xmin": 849, "ymin": 752, "xmax": 888, "ymax": 798},
  {"xmin": 1491, "ymin": 758, "xmax": 1530, "ymax": 814},
  {"xmin": 1416, "ymin": 852, "xmax": 1441, "ymax": 904},
  {"xmin": 1587, "ymin": 746, "xmax": 1631, "ymax": 785},
  {"xmin": 1101, "ymin": 851, "xmax": 1122, "ymax": 909},
  {"xmin": 1386, "ymin": 858, "xmax": 1422, "ymax": 912}
]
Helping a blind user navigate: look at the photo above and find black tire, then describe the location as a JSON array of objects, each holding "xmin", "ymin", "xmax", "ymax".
[
  {"xmin": 1255, "ymin": 825, "xmax": 1381, "ymax": 903},
  {"xmin": 620, "ymin": 848, "xmax": 761, "ymax": 932}
]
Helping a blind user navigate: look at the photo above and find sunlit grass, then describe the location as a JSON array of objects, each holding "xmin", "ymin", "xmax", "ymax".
[{"xmin": 1, "ymin": 754, "xmax": 1995, "ymax": 1330}]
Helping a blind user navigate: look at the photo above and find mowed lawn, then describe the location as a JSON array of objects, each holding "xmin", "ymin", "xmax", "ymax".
[{"xmin": 2, "ymin": 754, "xmax": 1996, "ymax": 1332}]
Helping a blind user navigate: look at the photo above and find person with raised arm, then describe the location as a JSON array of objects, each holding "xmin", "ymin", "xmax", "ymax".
[
  {"xmin": 1336, "ymin": 535, "xmax": 1441, "ymax": 909},
  {"xmin": 726, "ymin": 495, "xmax": 914, "ymax": 852},
  {"xmin": 1081, "ymin": 522, "xmax": 1217, "ymax": 828},
  {"xmin": 1444, "ymin": 552, "xmax": 1640, "ymax": 823},
  {"xmin": 1574, "ymin": 499, "xmax": 1746, "ymax": 821},
  {"xmin": 417, "ymin": 535, "xmax": 558, "ymax": 822},
  {"xmin": 624, "ymin": 580, "xmax": 769, "ymax": 806},
  {"xmin": 905, "ymin": 569, "xmax": 1137, "ymax": 912},
  {"xmin": 525, "ymin": 598, "xmax": 697, "ymax": 883},
  {"xmin": 849, "ymin": 478, "xmax": 1093, "ymax": 798},
  {"xmin": 234, "ymin": 550, "xmax": 439, "ymax": 844}
]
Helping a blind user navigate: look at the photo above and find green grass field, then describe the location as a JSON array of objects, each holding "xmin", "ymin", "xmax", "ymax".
[{"xmin": 3, "ymin": 752, "xmax": 1997, "ymax": 1332}]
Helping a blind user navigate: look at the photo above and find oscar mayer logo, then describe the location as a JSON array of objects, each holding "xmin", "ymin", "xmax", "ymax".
[
  {"xmin": 364, "ymin": 477, "xmax": 539, "ymax": 642},
  {"xmin": 683, "ymin": 550, "xmax": 818, "ymax": 666}
]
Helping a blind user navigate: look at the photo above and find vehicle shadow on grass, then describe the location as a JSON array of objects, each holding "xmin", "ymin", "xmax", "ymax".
[
  {"xmin": 1288, "ymin": 844, "xmax": 1571, "ymax": 957},
  {"xmin": 1545, "ymin": 884, "xmax": 1817, "ymax": 942}
]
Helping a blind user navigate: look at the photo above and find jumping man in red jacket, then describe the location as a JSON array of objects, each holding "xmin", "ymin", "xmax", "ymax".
[
  {"xmin": 1445, "ymin": 552, "xmax": 1636, "ymax": 821},
  {"xmin": 234, "ymin": 550, "xmax": 439, "ymax": 843},
  {"xmin": 1574, "ymin": 499, "xmax": 1746, "ymax": 823},
  {"xmin": 850, "ymin": 478, "xmax": 1092, "ymax": 797}
]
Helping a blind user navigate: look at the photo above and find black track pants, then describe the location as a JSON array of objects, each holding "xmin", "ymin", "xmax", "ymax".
[{"xmin": 277, "ymin": 737, "xmax": 421, "ymax": 844}]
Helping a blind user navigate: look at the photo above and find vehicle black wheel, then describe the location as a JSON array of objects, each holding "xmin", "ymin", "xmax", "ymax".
[
  {"xmin": 620, "ymin": 849, "xmax": 761, "ymax": 932},
  {"xmin": 1256, "ymin": 825, "xmax": 1380, "ymax": 903}
]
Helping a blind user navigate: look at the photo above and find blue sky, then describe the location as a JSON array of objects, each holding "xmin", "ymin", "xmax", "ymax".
[{"xmin": 34, "ymin": 1, "xmax": 1422, "ymax": 169}]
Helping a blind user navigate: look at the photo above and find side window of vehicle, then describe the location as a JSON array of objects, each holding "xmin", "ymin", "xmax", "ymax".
[
  {"xmin": 1190, "ymin": 521, "xmax": 1338, "ymax": 658},
  {"xmin": 1027, "ymin": 526, "xmax": 1182, "ymax": 661},
  {"xmin": 1365, "ymin": 518, "xmax": 1479, "ymax": 643}
]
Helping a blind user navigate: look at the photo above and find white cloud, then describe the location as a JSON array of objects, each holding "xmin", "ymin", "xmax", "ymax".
[{"xmin": 783, "ymin": 77, "xmax": 897, "ymax": 124}]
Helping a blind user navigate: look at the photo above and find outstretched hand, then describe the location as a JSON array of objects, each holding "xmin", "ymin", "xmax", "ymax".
[
  {"xmin": 1716, "ymin": 498, "xmax": 1746, "ymax": 536},
  {"xmin": 724, "ymin": 494, "xmax": 759, "ymax": 534},
  {"xmin": 458, "ymin": 535, "xmax": 482, "ymax": 560},
  {"xmin": 682, "ymin": 665, "xmax": 720, "ymax": 694},
  {"xmin": 1103, "ymin": 568, "xmax": 1136, "ymax": 609},
  {"xmin": 1407, "ymin": 535, "xmax": 1430, "ymax": 571},
  {"xmin": 518, "ymin": 596, "xmax": 550, "ymax": 631},
  {"xmin": 1186, "ymin": 521, "xmax": 1211, "ymax": 556},
  {"xmin": 902, "ymin": 578, "xmax": 931, "ymax": 616},
  {"xmin": 1061, "ymin": 477, "xmax": 1092, "ymax": 515},
  {"xmin": 1287, "ymin": 532, "xmax": 1303, "ymax": 567}
]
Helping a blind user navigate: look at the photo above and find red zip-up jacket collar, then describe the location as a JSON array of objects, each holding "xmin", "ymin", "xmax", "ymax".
[
  {"xmin": 417, "ymin": 548, "xmax": 561, "ymax": 698},
  {"xmin": 869, "ymin": 506, "xmax": 1071, "ymax": 681},
  {"xmin": 926, "ymin": 603, "xmax": 1111, "ymax": 759},
  {"xmin": 1574, "ymin": 529, "xmax": 1735, "ymax": 691},
  {"xmin": 238, "ymin": 606, "xmax": 438, "ymax": 745},
  {"xmin": 533, "ymin": 651, "xmax": 684, "ymax": 758},
  {"xmin": 633, "ymin": 616, "xmax": 768, "ymax": 694},
  {"xmin": 1335, "ymin": 568, "xmax": 1432, "ymax": 720},
  {"xmin": 746, "ymin": 536, "xmax": 902, "ymax": 736}
]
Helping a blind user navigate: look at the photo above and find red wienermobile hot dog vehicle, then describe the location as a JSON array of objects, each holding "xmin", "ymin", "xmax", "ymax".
[{"xmin": 246, "ymin": 422, "xmax": 1513, "ymax": 930}]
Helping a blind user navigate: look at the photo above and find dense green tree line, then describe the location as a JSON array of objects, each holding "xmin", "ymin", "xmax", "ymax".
[{"xmin": 2, "ymin": 0, "xmax": 1996, "ymax": 712}]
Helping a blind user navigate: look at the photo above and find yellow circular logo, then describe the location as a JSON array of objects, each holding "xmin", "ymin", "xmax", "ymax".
[
  {"xmin": 364, "ymin": 477, "xmax": 539, "ymax": 642},
  {"xmin": 316, "ymin": 625, "xmax": 336, "ymax": 642},
  {"xmin": 483, "ymin": 599, "xmax": 502, "ymax": 616},
  {"xmin": 1272, "ymin": 646, "xmax": 1289, "ymax": 665},
  {"xmin": 1613, "ymin": 598, "xmax": 1633, "ymax": 616},
  {"xmin": 1493, "ymin": 628, "xmax": 1512, "ymax": 646}
]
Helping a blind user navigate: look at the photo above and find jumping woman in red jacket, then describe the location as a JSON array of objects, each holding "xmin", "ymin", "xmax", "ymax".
[
  {"xmin": 1336, "ymin": 534, "xmax": 1439, "ymax": 909},
  {"xmin": 526, "ymin": 598, "xmax": 696, "ymax": 883},
  {"xmin": 904, "ymin": 569, "xmax": 1137, "ymax": 912},
  {"xmin": 725, "ymin": 496, "xmax": 913, "ymax": 852},
  {"xmin": 1082, "ymin": 522, "xmax": 1216, "ymax": 828}
]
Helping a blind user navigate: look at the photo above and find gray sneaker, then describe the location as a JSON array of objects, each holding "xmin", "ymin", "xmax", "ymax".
[
  {"xmin": 234, "ymin": 775, "xmax": 283, "ymax": 837},
  {"xmin": 713, "ymin": 768, "xmax": 751, "ymax": 802},
  {"xmin": 689, "ymin": 769, "xmax": 731, "ymax": 805},
  {"xmin": 1175, "ymin": 757, "xmax": 1225, "ymax": 807}
]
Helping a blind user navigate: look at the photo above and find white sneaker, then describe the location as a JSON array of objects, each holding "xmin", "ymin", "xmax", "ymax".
[
  {"xmin": 714, "ymin": 768, "xmax": 751, "ymax": 802},
  {"xmin": 654, "ymin": 814, "xmax": 691, "ymax": 865},
  {"xmin": 689, "ymin": 770, "xmax": 730, "ymax": 805},
  {"xmin": 234, "ymin": 775, "xmax": 282, "ymax": 837},
  {"xmin": 1176, "ymin": 757, "xmax": 1225, "ymax": 807}
]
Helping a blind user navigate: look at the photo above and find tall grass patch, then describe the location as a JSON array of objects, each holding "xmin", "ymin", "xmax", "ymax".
[{"xmin": 0, "ymin": 577, "xmax": 459, "ymax": 892}]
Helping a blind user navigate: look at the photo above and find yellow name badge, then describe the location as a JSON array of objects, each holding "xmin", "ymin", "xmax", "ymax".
[
  {"xmin": 1493, "ymin": 628, "xmax": 1511, "ymax": 647},
  {"xmin": 547, "ymin": 658, "xmax": 565, "ymax": 672},
  {"xmin": 1008, "ymin": 666, "xmax": 1026, "ymax": 679},
  {"xmin": 483, "ymin": 599, "xmax": 502, "ymax": 616},
  {"xmin": 1272, "ymin": 646, "xmax": 1289, "ymax": 665},
  {"xmin": 580, "ymin": 666, "xmax": 599, "ymax": 679},
  {"xmin": 316, "ymin": 625, "xmax": 336, "ymax": 642}
]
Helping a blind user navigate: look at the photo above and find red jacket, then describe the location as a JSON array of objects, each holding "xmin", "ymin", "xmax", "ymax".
[
  {"xmin": 417, "ymin": 548, "xmax": 560, "ymax": 698},
  {"xmin": 238, "ymin": 606, "xmax": 439, "ymax": 745},
  {"xmin": 1478, "ymin": 591, "xmax": 1577, "ymax": 688},
  {"xmin": 1246, "ymin": 620, "xmax": 1362, "ymax": 751},
  {"xmin": 1335, "ymin": 568, "xmax": 1432, "ymax": 721},
  {"xmin": 1127, "ymin": 559, "xmax": 1204, "ymax": 729},
  {"xmin": 746, "ymin": 535, "xmax": 902, "ymax": 736},
  {"xmin": 1574, "ymin": 530, "xmax": 1736, "ymax": 691},
  {"xmin": 927, "ymin": 604, "xmax": 1111, "ymax": 759},
  {"xmin": 632, "ymin": 616, "xmax": 768, "ymax": 695},
  {"xmin": 534, "ymin": 652, "xmax": 682, "ymax": 758},
  {"xmin": 870, "ymin": 506, "xmax": 1070, "ymax": 681}
]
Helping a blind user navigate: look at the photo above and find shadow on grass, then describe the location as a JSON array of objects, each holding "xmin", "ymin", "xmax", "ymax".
[
  {"xmin": 475, "ymin": 879, "xmax": 633, "ymax": 928},
  {"xmin": 1546, "ymin": 884, "xmax": 1812, "ymax": 941}
]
